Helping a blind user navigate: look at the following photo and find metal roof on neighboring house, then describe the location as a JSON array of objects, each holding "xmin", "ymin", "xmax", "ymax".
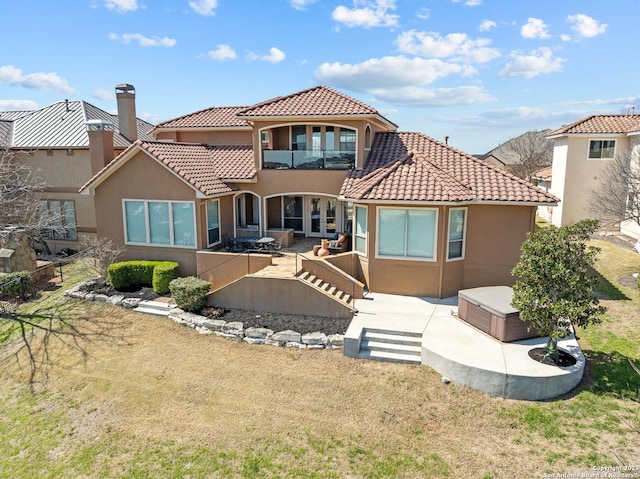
[
  {"xmin": 341, "ymin": 132, "xmax": 558, "ymax": 204},
  {"xmin": 2, "ymin": 100, "xmax": 154, "ymax": 149},
  {"xmin": 548, "ymin": 114, "xmax": 640, "ymax": 136}
]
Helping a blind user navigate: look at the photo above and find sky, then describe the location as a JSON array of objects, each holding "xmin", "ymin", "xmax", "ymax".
[{"xmin": 0, "ymin": 0, "xmax": 636, "ymax": 154}]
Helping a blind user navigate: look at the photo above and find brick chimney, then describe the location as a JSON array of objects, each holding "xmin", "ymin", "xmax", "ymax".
[
  {"xmin": 115, "ymin": 83, "xmax": 137, "ymax": 142},
  {"xmin": 86, "ymin": 119, "xmax": 115, "ymax": 175}
]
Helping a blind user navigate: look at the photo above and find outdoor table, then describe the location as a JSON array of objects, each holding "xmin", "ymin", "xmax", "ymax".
[{"xmin": 232, "ymin": 237, "xmax": 259, "ymax": 251}]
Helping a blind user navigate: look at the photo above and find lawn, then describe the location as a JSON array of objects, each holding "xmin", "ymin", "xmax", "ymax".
[{"xmin": 0, "ymin": 242, "xmax": 639, "ymax": 479}]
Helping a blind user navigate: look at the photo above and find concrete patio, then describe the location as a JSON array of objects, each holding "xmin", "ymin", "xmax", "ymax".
[{"xmin": 346, "ymin": 292, "xmax": 585, "ymax": 401}]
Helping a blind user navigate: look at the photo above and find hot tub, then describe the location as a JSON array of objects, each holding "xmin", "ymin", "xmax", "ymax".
[{"xmin": 457, "ymin": 286, "xmax": 538, "ymax": 342}]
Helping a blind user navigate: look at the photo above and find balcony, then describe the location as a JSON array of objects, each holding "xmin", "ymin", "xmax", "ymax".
[{"xmin": 263, "ymin": 150, "xmax": 355, "ymax": 170}]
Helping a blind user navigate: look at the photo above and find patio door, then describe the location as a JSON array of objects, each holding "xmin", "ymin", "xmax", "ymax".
[{"xmin": 308, "ymin": 196, "xmax": 337, "ymax": 237}]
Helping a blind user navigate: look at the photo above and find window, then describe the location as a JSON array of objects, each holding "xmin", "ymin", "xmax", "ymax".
[
  {"xmin": 447, "ymin": 208, "xmax": 466, "ymax": 260},
  {"xmin": 236, "ymin": 193, "xmax": 259, "ymax": 227},
  {"xmin": 206, "ymin": 200, "xmax": 220, "ymax": 246},
  {"xmin": 40, "ymin": 200, "xmax": 77, "ymax": 240},
  {"xmin": 339, "ymin": 128, "xmax": 356, "ymax": 151},
  {"xmin": 291, "ymin": 125, "xmax": 307, "ymax": 151},
  {"xmin": 588, "ymin": 140, "xmax": 615, "ymax": 159},
  {"xmin": 354, "ymin": 205, "xmax": 367, "ymax": 255},
  {"xmin": 283, "ymin": 195, "xmax": 303, "ymax": 232},
  {"xmin": 123, "ymin": 200, "xmax": 195, "ymax": 248},
  {"xmin": 378, "ymin": 208, "xmax": 436, "ymax": 260}
]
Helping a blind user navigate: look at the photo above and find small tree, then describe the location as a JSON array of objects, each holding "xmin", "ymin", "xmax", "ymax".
[
  {"xmin": 588, "ymin": 147, "xmax": 640, "ymax": 230},
  {"xmin": 511, "ymin": 220, "xmax": 606, "ymax": 360}
]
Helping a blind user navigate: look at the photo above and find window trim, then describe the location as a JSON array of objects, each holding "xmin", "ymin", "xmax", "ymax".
[
  {"xmin": 375, "ymin": 206, "xmax": 438, "ymax": 262},
  {"xmin": 587, "ymin": 139, "xmax": 616, "ymax": 160},
  {"xmin": 446, "ymin": 207, "xmax": 467, "ymax": 262},
  {"xmin": 122, "ymin": 199, "xmax": 197, "ymax": 249}
]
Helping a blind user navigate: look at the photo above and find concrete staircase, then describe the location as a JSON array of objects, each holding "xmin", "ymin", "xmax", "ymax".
[
  {"xmin": 356, "ymin": 327, "xmax": 422, "ymax": 364},
  {"xmin": 134, "ymin": 300, "xmax": 172, "ymax": 316},
  {"xmin": 298, "ymin": 271, "xmax": 355, "ymax": 309}
]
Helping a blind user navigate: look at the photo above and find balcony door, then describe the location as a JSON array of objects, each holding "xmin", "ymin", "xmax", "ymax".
[{"xmin": 308, "ymin": 196, "xmax": 337, "ymax": 237}]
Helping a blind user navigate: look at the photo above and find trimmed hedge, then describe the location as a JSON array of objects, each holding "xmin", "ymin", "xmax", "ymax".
[
  {"xmin": 169, "ymin": 276, "xmax": 211, "ymax": 312},
  {"xmin": 0, "ymin": 271, "xmax": 33, "ymax": 299},
  {"xmin": 107, "ymin": 260, "xmax": 179, "ymax": 294}
]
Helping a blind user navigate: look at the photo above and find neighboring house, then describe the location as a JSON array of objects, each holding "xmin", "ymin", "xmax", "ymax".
[
  {"xmin": 80, "ymin": 85, "xmax": 557, "ymax": 302},
  {"xmin": 479, "ymin": 130, "xmax": 552, "ymax": 175},
  {"xmin": 0, "ymin": 84, "xmax": 154, "ymax": 254},
  {"xmin": 546, "ymin": 114, "xmax": 640, "ymax": 239}
]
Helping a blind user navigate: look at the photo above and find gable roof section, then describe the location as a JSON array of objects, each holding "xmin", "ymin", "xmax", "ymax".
[
  {"xmin": 81, "ymin": 140, "xmax": 256, "ymax": 197},
  {"xmin": 237, "ymin": 85, "xmax": 398, "ymax": 126},
  {"xmin": 3, "ymin": 100, "xmax": 154, "ymax": 149},
  {"xmin": 152, "ymin": 106, "xmax": 250, "ymax": 131},
  {"xmin": 548, "ymin": 114, "xmax": 640, "ymax": 136},
  {"xmin": 341, "ymin": 132, "xmax": 558, "ymax": 204}
]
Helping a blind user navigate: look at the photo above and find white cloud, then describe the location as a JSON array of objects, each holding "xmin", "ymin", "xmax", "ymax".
[
  {"xmin": 451, "ymin": 0, "xmax": 482, "ymax": 6},
  {"xmin": 479, "ymin": 20, "xmax": 496, "ymax": 32},
  {"xmin": 416, "ymin": 8, "xmax": 430, "ymax": 20},
  {"xmin": 93, "ymin": 88, "xmax": 115, "ymax": 101},
  {"xmin": 0, "ymin": 99, "xmax": 39, "ymax": 111},
  {"xmin": 108, "ymin": 33, "xmax": 177, "ymax": 47},
  {"xmin": 208, "ymin": 44, "xmax": 237, "ymax": 61},
  {"xmin": 315, "ymin": 56, "xmax": 475, "ymax": 91},
  {"xmin": 332, "ymin": 0, "xmax": 399, "ymax": 28},
  {"xmin": 0, "ymin": 65, "xmax": 74, "ymax": 93},
  {"xmin": 261, "ymin": 47, "xmax": 286, "ymax": 63},
  {"xmin": 396, "ymin": 30, "xmax": 501, "ymax": 64},
  {"xmin": 521, "ymin": 17, "xmax": 550, "ymax": 39},
  {"xmin": 189, "ymin": 0, "xmax": 218, "ymax": 16},
  {"xmin": 290, "ymin": 0, "xmax": 319, "ymax": 10},
  {"xmin": 372, "ymin": 85, "xmax": 495, "ymax": 107},
  {"xmin": 566, "ymin": 14, "xmax": 607, "ymax": 39},
  {"xmin": 104, "ymin": 0, "xmax": 138, "ymax": 13},
  {"xmin": 499, "ymin": 47, "xmax": 565, "ymax": 79}
]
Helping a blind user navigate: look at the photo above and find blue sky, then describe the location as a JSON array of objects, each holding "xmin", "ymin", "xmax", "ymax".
[{"xmin": 0, "ymin": 0, "xmax": 635, "ymax": 153}]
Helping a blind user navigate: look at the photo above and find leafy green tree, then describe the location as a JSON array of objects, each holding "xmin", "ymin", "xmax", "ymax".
[{"xmin": 511, "ymin": 220, "xmax": 606, "ymax": 360}]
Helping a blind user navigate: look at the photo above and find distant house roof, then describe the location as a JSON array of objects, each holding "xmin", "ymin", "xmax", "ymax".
[
  {"xmin": 548, "ymin": 114, "xmax": 640, "ymax": 136},
  {"xmin": 479, "ymin": 130, "xmax": 551, "ymax": 167},
  {"xmin": 152, "ymin": 106, "xmax": 250, "ymax": 131},
  {"xmin": 237, "ymin": 85, "xmax": 398, "ymax": 127},
  {"xmin": 532, "ymin": 166, "xmax": 552, "ymax": 181},
  {"xmin": 0, "ymin": 100, "xmax": 154, "ymax": 149},
  {"xmin": 341, "ymin": 132, "xmax": 558, "ymax": 204},
  {"xmin": 81, "ymin": 140, "xmax": 256, "ymax": 197}
]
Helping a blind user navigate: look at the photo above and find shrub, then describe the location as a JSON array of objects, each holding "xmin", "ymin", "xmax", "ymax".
[
  {"xmin": 0, "ymin": 271, "xmax": 33, "ymax": 299},
  {"xmin": 107, "ymin": 260, "xmax": 179, "ymax": 294},
  {"xmin": 152, "ymin": 262, "xmax": 179, "ymax": 295},
  {"xmin": 169, "ymin": 276, "xmax": 211, "ymax": 312}
]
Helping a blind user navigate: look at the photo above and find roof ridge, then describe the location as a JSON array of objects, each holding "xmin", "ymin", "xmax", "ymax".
[
  {"xmin": 154, "ymin": 105, "xmax": 249, "ymax": 128},
  {"xmin": 346, "ymin": 153, "xmax": 412, "ymax": 200}
]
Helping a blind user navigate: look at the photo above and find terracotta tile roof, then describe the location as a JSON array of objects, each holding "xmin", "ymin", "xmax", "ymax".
[
  {"xmin": 549, "ymin": 114, "xmax": 640, "ymax": 136},
  {"xmin": 152, "ymin": 106, "xmax": 250, "ymax": 130},
  {"xmin": 532, "ymin": 166, "xmax": 552, "ymax": 181},
  {"xmin": 81, "ymin": 140, "xmax": 256, "ymax": 197},
  {"xmin": 341, "ymin": 132, "xmax": 558, "ymax": 204},
  {"xmin": 238, "ymin": 85, "xmax": 397, "ymax": 125}
]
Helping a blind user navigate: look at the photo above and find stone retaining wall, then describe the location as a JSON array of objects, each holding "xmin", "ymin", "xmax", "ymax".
[{"xmin": 64, "ymin": 281, "xmax": 344, "ymax": 350}]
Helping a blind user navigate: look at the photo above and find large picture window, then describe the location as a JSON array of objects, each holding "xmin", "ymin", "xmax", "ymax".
[
  {"xmin": 39, "ymin": 200, "xmax": 77, "ymax": 240},
  {"xmin": 377, "ymin": 208, "xmax": 437, "ymax": 260},
  {"xmin": 447, "ymin": 208, "xmax": 466, "ymax": 260},
  {"xmin": 124, "ymin": 200, "xmax": 195, "ymax": 248},
  {"xmin": 588, "ymin": 140, "xmax": 615, "ymax": 159}
]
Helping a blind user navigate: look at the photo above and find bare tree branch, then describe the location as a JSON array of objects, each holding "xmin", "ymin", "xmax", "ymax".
[
  {"xmin": 496, "ymin": 130, "xmax": 554, "ymax": 180},
  {"xmin": 588, "ymin": 147, "xmax": 640, "ymax": 229}
]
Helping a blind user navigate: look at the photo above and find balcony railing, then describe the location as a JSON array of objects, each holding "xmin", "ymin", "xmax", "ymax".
[{"xmin": 262, "ymin": 150, "xmax": 355, "ymax": 170}]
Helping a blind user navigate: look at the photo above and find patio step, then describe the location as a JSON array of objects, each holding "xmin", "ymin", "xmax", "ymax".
[
  {"xmin": 134, "ymin": 300, "xmax": 172, "ymax": 316},
  {"xmin": 358, "ymin": 328, "xmax": 422, "ymax": 364},
  {"xmin": 299, "ymin": 272, "xmax": 353, "ymax": 307}
]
